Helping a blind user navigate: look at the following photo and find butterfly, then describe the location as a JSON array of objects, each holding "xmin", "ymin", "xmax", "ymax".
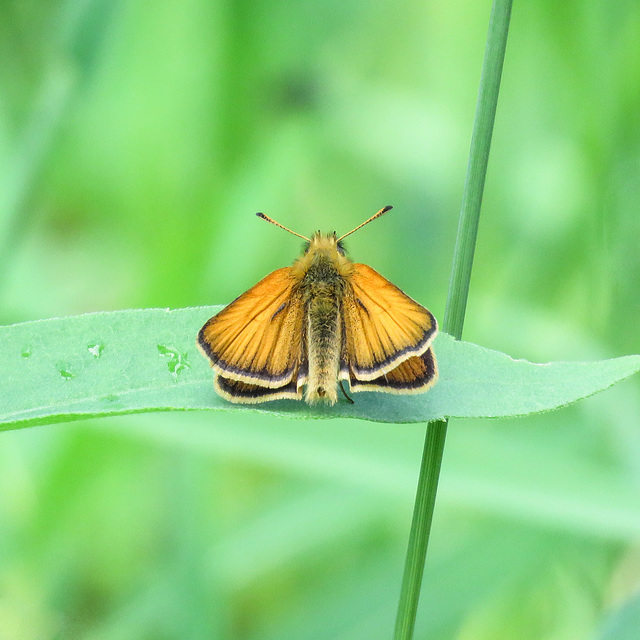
[{"xmin": 197, "ymin": 206, "xmax": 438, "ymax": 405}]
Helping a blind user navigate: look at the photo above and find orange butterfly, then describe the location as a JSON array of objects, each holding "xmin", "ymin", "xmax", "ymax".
[{"xmin": 197, "ymin": 206, "xmax": 438, "ymax": 405}]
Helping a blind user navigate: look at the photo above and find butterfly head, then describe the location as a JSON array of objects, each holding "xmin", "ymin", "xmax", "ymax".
[
  {"xmin": 304, "ymin": 231, "xmax": 347, "ymax": 257},
  {"xmin": 292, "ymin": 231, "xmax": 352, "ymax": 279}
]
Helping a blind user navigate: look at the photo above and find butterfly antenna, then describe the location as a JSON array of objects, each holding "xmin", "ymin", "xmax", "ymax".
[
  {"xmin": 337, "ymin": 205, "xmax": 393, "ymax": 241},
  {"xmin": 256, "ymin": 212, "xmax": 310, "ymax": 241}
]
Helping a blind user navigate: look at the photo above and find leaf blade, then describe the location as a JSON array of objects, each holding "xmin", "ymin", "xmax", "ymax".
[{"xmin": 1, "ymin": 307, "xmax": 638, "ymax": 429}]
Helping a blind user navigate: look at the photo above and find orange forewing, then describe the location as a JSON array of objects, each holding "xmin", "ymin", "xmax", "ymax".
[
  {"xmin": 197, "ymin": 267, "xmax": 305, "ymax": 390},
  {"xmin": 342, "ymin": 263, "xmax": 437, "ymax": 383}
]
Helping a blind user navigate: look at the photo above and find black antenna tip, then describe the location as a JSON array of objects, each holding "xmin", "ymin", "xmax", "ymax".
[
  {"xmin": 382, "ymin": 205, "xmax": 393, "ymax": 213},
  {"xmin": 256, "ymin": 212, "xmax": 266, "ymax": 219}
]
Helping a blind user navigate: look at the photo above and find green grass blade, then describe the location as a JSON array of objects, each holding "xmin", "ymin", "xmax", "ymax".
[
  {"xmin": 1, "ymin": 307, "xmax": 638, "ymax": 431},
  {"xmin": 394, "ymin": 0, "xmax": 514, "ymax": 638},
  {"xmin": 392, "ymin": 419, "xmax": 447, "ymax": 640},
  {"xmin": 443, "ymin": 0, "xmax": 513, "ymax": 342}
]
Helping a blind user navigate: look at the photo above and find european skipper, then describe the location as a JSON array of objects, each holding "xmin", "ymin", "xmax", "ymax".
[{"xmin": 197, "ymin": 206, "xmax": 438, "ymax": 405}]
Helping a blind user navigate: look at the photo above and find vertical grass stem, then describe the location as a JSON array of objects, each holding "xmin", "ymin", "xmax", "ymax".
[{"xmin": 393, "ymin": 1, "xmax": 513, "ymax": 638}]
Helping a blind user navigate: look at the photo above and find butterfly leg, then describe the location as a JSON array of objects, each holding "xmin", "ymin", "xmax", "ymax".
[{"xmin": 339, "ymin": 380, "xmax": 354, "ymax": 404}]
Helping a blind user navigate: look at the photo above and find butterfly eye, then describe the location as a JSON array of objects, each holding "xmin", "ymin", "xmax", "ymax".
[{"xmin": 336, "ymin": 241, "xmax": 346, "ymax": 256}]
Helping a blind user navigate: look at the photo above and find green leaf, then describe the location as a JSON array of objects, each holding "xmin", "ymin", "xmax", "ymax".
[{"xmin": 1, "ymin": 307, "xmax": 638, "ymax": 430}]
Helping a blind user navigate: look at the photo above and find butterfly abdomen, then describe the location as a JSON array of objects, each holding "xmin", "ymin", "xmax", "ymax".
[{"xmin": 302, "ymin": 251, "xmax": 347, "ymax": 405}]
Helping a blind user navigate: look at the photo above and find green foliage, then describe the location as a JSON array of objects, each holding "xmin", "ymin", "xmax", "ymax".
[
  {"xmin": 0, "ymin": 0, "xmax": 639, "ymax": 638},
  {"xmin": 1, "ymin": 307, "xmax": 638, "ymax": 431},
  {"xmin": 396, "ymin": 4, "xmax": 514, "ymax": 637}
]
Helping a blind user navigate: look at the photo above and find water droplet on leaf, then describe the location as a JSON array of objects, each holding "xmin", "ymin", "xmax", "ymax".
[
  {"xmin": 87, "ymin": 342, "xmax": 104, "ymax": 358},
  {"xmin": 56, "ymin": 362, "xmax": 76, "ymax": 380},
  {"xmin": 157, "ymin": 344, "xmax": 190, "ymax": 381}
]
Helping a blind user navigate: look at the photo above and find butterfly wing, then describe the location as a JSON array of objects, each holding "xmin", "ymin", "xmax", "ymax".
[
  {"xmin": 198, "ymin": 267, "xmax": 306, "ymax": 399},
  {"xmin": 348, "ymin": 349, "xmax": 438, "ymax": 394},
  {"xmin": 214, "ymin": 376, "xmax": 302, "ymax": 404},
  {"xmin": 342, "ymin": 263, "xmax": 438, "ymax": 390}
]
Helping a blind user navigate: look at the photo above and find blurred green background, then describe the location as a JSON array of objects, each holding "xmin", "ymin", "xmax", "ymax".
[{"xmin": 1, "ymin": 0, "xmax": 639, "ymax": 638}]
